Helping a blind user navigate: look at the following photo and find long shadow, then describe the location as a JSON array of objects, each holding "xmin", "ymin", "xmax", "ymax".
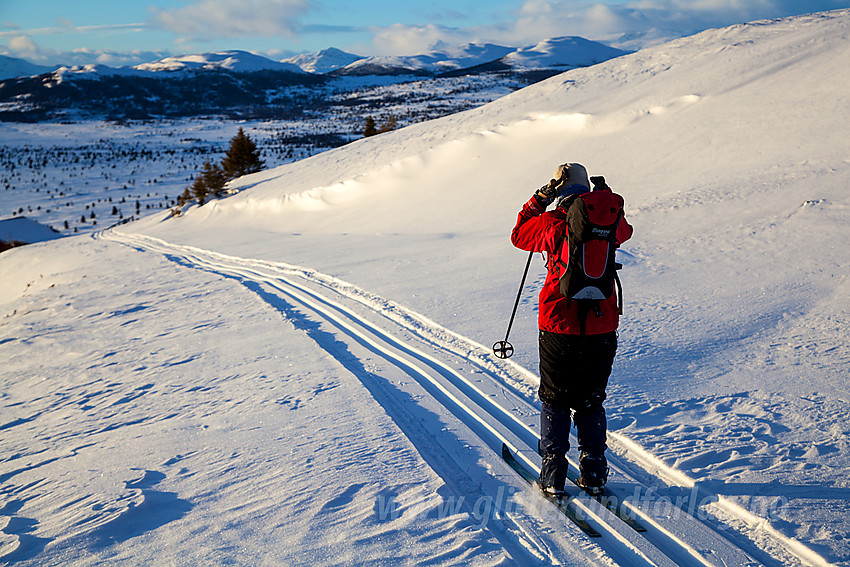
[
  {"xmin": 240, "ymin": 279, "xmax": 476, "ymax": 494},
  {"xmin": 122, "ymin": 244, "xmax": 541, "ymax": 561},
  {"xmin": 136, "ymin": 248, "xmax": 483, "ymax": 507},
  {"xmin": 0, "ymin": 500, "xmax": 51, "ymax": 564},
  {"xmin": 0, "ymin": 415, "xmax": 39, "ymax": 432},
  {"xmin": 238, "ymin": 279, "xmax": 533, "ymax": 559},
  {"xmin": 87, "ymin": 470, "xmax": 193, "ymax": 550}
]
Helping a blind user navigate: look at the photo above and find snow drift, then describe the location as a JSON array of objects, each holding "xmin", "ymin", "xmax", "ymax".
[
  {"xmin": 152, "ymin": 9, "xmax": 850, "ymax": 400},
  {"xmin": 2, "ymin": 9, "xmax": 849, "ymax": 567}
]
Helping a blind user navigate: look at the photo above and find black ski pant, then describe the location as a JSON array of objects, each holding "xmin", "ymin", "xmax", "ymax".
[{"xmin": 537, "ymin": 329, "xmax": 617, "ymax": 489}]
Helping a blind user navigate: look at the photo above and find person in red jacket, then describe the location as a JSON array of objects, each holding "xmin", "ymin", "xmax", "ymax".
[{"xmin": 510, "ymin": 163, "xmax": 633, "ymax": 495}]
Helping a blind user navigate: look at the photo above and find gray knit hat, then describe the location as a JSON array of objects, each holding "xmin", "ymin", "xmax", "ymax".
[{"xmin": 553, "ymin": 163, "xmax": 590, "ymax": 190}]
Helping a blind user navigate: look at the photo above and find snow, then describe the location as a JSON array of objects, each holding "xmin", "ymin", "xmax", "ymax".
[
  {"xmin": 281, "ymin": 48, "xmax": 365, "ymax": 74},
  {"xmin": 0, "ymin": 55, "xmax": 57, "ymax": 80},
  {"xmin": 337, "ymin": 43, "xmax": 512, "ymax": 74},
  {"xmin": 0, "ymin": 217, "xmax": 61, "ymax": 244},
  {"xmin": 502, "ymin": 37, "xmax": 629, "ymax": 69},
  {"xmin": 335, "ymin": 39, "xmax": 621, "ymax": 75},
  {"xmin": 2, "ymin": 9, "xmax": 850, "ymax": 566},
  {"xmin": 51, "ymin": 64, "xmax": 151, "ymax": 79},
  {"xmin": 36, "ymin": 50, "xmax": 309, "ymax": 80},
  {"xmin": 133, "ymin": 50, "xmax": 307, "ymax": 74}
]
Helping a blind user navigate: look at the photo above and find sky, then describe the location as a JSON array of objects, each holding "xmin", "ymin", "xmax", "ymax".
[{"xmin": 1, "ymin": 0, "xmax": 848, "ymax": 67}]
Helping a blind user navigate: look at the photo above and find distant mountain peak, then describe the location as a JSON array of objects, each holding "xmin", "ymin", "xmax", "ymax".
[
  {"xmin": 328, "ymin": 36, "xmax": 626, "ymax": 77},
  {"xmin": 281, "ymin": 48, "xmax": 364, "ymax": 74},
  {"xmin": 501, "ymin": 36, "xmax": 629, "ymax": 69},
  {"xmin": 0, "ymin": 54, "xmax": 57, "ymax": 81},
  {"xmin": 135, "ymin": 50, "xmax": 307, "ymax": 74}
]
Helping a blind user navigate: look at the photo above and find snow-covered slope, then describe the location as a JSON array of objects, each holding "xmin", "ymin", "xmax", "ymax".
[
  {"xmin": 0, "ymin": 216, "xmax": 62, "ymax": 245},
  {"xmin": 51, "ymin": 63, "xmax": 151, "ymax": 79},
  {"xmin": 333, "ymin": 41, "xmax": 515, "ymax": 75},
  {"xmin": 2, "ymin": 9, "xmax": 850, "ymax": 567},
  {"xmin": 133, "ymin": 50, "xmax": 306, "ymax": 73},
  {"xmin": 501, "ymin": 36, "xmax": 630, "ymax": 69},
  {"xmin": 0, "ymin": 54, "xmax": 57, "ymax": 80},
  {"xmin": 38, "ymin": 50, "xmax": 308, "ymax": 81},
  {"xmin": 331, "ymin": 38, "xmax": 624, "ymax": 76},
  {"xmin": 281, "ymin": 47, "xmax": 364, "ymax": 74}
]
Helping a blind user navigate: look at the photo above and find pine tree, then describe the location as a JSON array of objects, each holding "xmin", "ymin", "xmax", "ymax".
[
  {"xmin": 200, "ymin": 159, "xmax": 228, "ymax": 198},
  {"xmin": 363, "ymin": 116, "xmax": 378, "ymax": 137},
  {"xmin": 177, "ymin": 187, "xmax": 192, "ymax": 206},
  {"xmin": 221, "ymin": 128, "xmax": 264, "ymax": 180},
  {"xmin": 190, "ymin": 176, "xmax": 208, "ymax": 205},
  {"xmin": 364, "ymin": 115, "xmax": 396, "ymax": 137},
  {"xmin": 379, "ymin": 115, "xmax": 397, "ymax": 134}
]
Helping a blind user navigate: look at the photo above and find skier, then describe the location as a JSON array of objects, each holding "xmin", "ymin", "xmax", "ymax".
[{"xmin": 510, "ymin": 163, "xmax": 633, "ymax": 496}]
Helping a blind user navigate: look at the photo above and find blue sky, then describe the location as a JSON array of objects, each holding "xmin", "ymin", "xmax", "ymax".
[{"xmin": 1, "ymin": 0, "xmax": 848, "ymax": 66}]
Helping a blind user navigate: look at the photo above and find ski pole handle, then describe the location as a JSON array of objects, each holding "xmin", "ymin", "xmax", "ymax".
[{"xmin": 493, "ymin": 250, "xmax": 533, "ymax": 359}]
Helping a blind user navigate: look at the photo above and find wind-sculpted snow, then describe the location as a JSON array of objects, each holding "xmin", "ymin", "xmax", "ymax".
[
  {"xmin": 94, "ymin": 230, "xmax": 833, "ymax": 567},
  {"xmin": 0, "ymin": 235, "xmax": 530, "ymax": 565},
  {"xmin": 2, "ymin": 9, "xmax": 850, "ymax": 566}
]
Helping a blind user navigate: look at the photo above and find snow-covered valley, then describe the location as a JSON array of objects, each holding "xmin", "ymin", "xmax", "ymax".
[{"xmin": 2, "ymin": 9, "xmax": 849, "ymax": 566}]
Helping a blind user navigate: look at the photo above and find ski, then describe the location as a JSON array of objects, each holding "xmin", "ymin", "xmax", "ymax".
[
  {"xmin": 565, "ymin": 467, "xmax": 646, "ymax": 533},
  {"xmin": 501, "ymin": 443, "xmax": 601, "ymax": 537}
]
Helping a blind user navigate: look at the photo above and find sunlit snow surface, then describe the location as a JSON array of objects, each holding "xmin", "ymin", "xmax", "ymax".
[{"xmin": 2, "ymin": 10, "xmax": 850, "ymax": 566}]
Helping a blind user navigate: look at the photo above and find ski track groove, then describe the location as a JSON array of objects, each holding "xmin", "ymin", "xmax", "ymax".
[{"xmin": 98, "ymin": 229, "xmax": 831, "ymax": 567}]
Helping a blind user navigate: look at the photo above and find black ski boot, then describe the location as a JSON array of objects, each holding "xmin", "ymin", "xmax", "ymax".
[
  {"xmin": 538, "ymin": 402, "xmax": 570, "ymax": 498},
  {"xmin": 539, "ymin": 453, "xmax": 568, "ymax": 498},
  {"xmin": 578, "ymin": 451, "xmax": 608, "ymax": 495}
]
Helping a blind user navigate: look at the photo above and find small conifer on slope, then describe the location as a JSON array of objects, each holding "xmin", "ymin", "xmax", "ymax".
[
  {"xmin": 179, "ymin": 128, "xmax": 264, "ymax": 209},
  {"xmin": 221, "ymin": 128, "xmax": 265, "ymax": 180}
]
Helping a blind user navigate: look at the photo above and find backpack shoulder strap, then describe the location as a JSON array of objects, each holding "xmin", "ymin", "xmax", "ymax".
[{"xmin": 548, "ymin": 207, "xmax": 570, "ymax": 276}]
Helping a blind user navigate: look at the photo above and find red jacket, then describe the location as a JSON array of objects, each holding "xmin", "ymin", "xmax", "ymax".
[{"xmin": 511, "ymin": 194, "xmax": 633, "ymax": 335}]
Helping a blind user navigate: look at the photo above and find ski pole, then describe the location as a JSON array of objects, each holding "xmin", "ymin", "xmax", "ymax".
[{"xmin": 493, "ymin": 250, "xmax": 533, "ymax": 359}]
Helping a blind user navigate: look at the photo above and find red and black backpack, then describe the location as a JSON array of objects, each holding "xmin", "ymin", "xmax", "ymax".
[{"xmin": 551, "ymin": 176, "xmax": 624, "ymax": 333}]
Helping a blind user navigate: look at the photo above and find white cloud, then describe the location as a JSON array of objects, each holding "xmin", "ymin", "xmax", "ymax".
[
  {"xmin": 355, "ymin": 3, "xmax": 626, "ymax": 56},
  {"xmin": 4, "ymin": 35, "xmax": 43, "ymax": 61},
  {"xmin": 149, "ymin": 0, "xmax": 313, "ymax": 40},
  {"xmin": 518, "ymin": 0, "xmax": 554, "ymax": 15},
  {"xmin": 8, "ymin": 35, "xmax": 39, "ymax": 54},
  {"xmin": 355, "ymin": 0, "xmax": 849, "ymax": 55},
  {"xmin": 0, "ymin": 34, "xmax": 168, "ymax": 67},
  {"xmin": 368, "ymin": 23, "xmax": 471, "ymax": 55},
  {"xmin": 4, "ymin": 0, "xmax": 844, "ymax": 67}
]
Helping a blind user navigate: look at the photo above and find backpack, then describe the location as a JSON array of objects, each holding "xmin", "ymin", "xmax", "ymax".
[{"xmin": 551, "ymin": 176, "xmax": 624, "ymax": 333}]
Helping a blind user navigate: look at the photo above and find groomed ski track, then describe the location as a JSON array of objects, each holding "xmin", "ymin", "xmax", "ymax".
[{"xmin": 99, "ymin": 229, "xmax": 832, "ymax": 567}]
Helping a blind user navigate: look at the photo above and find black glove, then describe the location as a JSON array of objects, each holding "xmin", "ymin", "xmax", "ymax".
[
  {"xmin": 534, "ymin": 178, "xmax": 564, "ymax": 208},
  {"xmin": 590, "ymin": 176, "xmax": 609, "ymax": 191}
]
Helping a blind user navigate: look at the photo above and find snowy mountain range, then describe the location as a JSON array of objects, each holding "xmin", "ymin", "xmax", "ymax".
[
  {"xmin": 502, "ymin": 36, "xmax": 627, "ymax": 69},
  {"xmin": 280, "ymin": 47, "xmax": 365, "ymax": 74},
  {"xmin": 2, "ymin": 9, "xmax": 850, "ymax": 566},
  {"xmin": 31, "ymin": 50, "xmax": 308, "ymax": 81},
  {"xmin": 134, "ymin": 50, "xmax": 306, "ymax": 74},
  {"xmin": 325, "ymin": 42, "xmax": 516, "ymax": 76},
  {"xmin": 0, "ymin": 38, "xmax": 628, "ymax": 121},
  {"xmin": 0, "ymin": 36, "xmax": 627, "ymax": 81},
  {"xmin": 330, "ymin": 36, "xmax": 628, "ymax": 76}
]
